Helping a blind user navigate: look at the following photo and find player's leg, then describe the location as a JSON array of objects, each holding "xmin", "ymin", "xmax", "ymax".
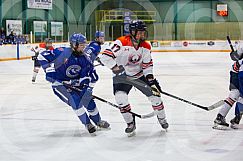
[
  {"xmin": 213, "ymin": 71, "xmax": 239, "ymax": 129},
  {"xmin": 32, "ymin": 60, "xmax": 40, "ymax": 82},
  {"xmin": 230, "ymin": 97, "xmax": 243, "ymax": 129},
  {"xmin": 113, "ymin": 76, "xmax": 135, "ymax": 135},
  {"xmin": 230, "ymin": 71, "xmax": 243, "ymax": 129},
  {"xmin": 131, "ymin": 76, "xmax": 168, "ymax": 130},
  {"xmin": 52, "ymin": 85, "xmax": 95, "ymax": 133},
  {"xmin": 81, "ymin": 88, "xmax": 110, "ymax": 129},
  {"xmin": 33, "ymin": 60, "xmax": 40, "ymax": 79}
]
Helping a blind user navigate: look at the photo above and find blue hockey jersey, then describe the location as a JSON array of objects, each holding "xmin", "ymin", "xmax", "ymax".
[
  {"xmin": 84, "ymin": 41, "xmax": 101, "ymax": 62},
  {"xmin": 38, "ymin": 47, "xmax": 98, "ymax": 84}
]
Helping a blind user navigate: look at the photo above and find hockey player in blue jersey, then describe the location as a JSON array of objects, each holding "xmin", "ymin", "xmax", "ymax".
[
  {"xmin": 38, "ymin": 33, "xmax": 110, "ymax": 134},
  {"xmin": 84, "ymin": 31, "xmax": 105, "ymax": 64}
]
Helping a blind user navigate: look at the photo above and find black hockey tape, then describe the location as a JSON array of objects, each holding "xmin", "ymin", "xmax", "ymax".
[{"xmin": 227, "ymin": 36, "xmax": 235, "ymax": 52}]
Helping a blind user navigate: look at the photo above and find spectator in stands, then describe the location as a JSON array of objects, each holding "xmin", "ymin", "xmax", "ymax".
[
  {"xmin": 0, "ymin": 27, "xmax": 6, "ymax": 37},
  {"xmin": 0, "ymin": 27, "xmax": 6, "ymax": 45},
  {"xmin": 8, "ymin": 30, "xmax": 16, "ymax": 44}
]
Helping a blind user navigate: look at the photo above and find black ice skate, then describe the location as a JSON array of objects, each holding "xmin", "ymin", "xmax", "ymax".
[
  {"xmin": 96, "ymin": 120, "xmax": 110, "ymax": 130},
  {"xmin": 32, "ymin": 77, "xmax": 36, "ymax": 82},
  {"xmin": 125, "ymin": 121, "xmax": 136, "ymax": 137},
  {"xmin": 212, "ymin": 113, "xmax": 229, "ymax": 130},
  {"xmin": 157, "ymin": 116, "xmax": 169, "ymax": 131},
  {"xmin": 86, "ymin": 123, "xmax": 96, "ymax": 134},
  {"xmin": 230, "ymin": 114, "xmax": 242, "ymax": 129}
]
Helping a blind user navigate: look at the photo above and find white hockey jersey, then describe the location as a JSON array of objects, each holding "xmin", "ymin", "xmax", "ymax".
[{"xmin": 100, "ymin": 35, "xmax": 153, "ymax": 77}]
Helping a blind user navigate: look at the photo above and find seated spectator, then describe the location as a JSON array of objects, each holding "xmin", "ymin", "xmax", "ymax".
[
  {"xmin": 8, "ymin": 31, "xmax": 16, "ymax": 44},
  {"xmin": 0, "ymin": 27, "xmax": 6, "ymax": 38}
]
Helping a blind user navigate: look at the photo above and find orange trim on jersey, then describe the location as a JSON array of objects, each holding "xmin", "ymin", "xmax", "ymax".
[
  {"xmin": 39, "ymin": 43, "xmax": 46, "ymax": 48},
  {"xmin": 39, "ymin": 43, "xmax": 54, "ymax": 50},
  {"xmin": 142, "ymin": 60, "xmax": 153, "ymax": 68},
  {"xmin": 103, "ymin": 49, "xmax": 115, "ymax": 58},
  {"xmin": 140, "ymin": 41, "xmax": 151, "ymax": 50},
  {"xmin": 116, "ymin": 36, "xmax": 151, "ymax": 50}
]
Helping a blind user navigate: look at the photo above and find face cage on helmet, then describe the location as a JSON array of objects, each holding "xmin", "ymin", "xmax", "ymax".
[
  {"xmin": 70, "ymin": 42, "xmax": 85, "ymax": 56},
  {"xmin": 130, "ymin": 29, "xmax": 148, "ymax": 43}
]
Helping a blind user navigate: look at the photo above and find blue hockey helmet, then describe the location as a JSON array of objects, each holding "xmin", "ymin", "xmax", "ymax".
[
  {"xmin": 70, "ymin": 33, "xmax": 87, "ymax": 45},
  {"xmin": 70, "ymin": 33, "xmax": 87, "ymax": 56},
  {"xmin": 95, "ymin": 31, "xmax": 105, "ymax": 38}
]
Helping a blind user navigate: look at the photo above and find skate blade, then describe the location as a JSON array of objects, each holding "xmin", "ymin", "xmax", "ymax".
[
  {"xmin": 230, "ymin": 125, "xmax": 239, "ymax": 129},
  {"xmin": 96, "ymin": 126, "xmax": 111, "ymax": 131},
  {"xmin": 127, "ymin": 131, "xmax": 136, "ymax": 137},
  {"xmin": 212, "ymin": 124, "xmax": 228, "ymax": 130},
  {"xmin": 89, "ymin": 132, "xmax": 97, "ymax": 136}
]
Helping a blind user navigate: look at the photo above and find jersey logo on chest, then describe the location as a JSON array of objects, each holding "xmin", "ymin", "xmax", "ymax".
[
  {"xmin": 127, "ymin": 53, "xmax": 142, "ymax": 65},
  {"xmin": 66, "ymin": 65, "xmax": 81, "ymax": 78}
]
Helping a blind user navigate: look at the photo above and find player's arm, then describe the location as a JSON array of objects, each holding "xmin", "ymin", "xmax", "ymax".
[
  {"xmin": 37, "ymin": 50, "xmax": 58, "ymax": 83},
  {"xmin": 100, "ymin": 40, "xmax": 124, "ymax": 74},
  {"xmin": 230, "ymin": 44, "xmax": 243, "ymax": 61},
  {"xmin": 142, "ymin": 48, "xmax": 153, "ymax": 77},
  {"xmin": 143, "ymin": 47, "xmax": 162, "ymax": 96}
]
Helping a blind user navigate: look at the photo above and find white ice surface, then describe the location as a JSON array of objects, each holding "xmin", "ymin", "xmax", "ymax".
[{"xmin": 0, "ymin": 52, "xmax": 243, "ymax": 161}]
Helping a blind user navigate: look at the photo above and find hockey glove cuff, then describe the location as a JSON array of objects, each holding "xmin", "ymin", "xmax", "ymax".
[
  {"xmin": 146, "ymin": 74, "xmax": 162, "ymax": 97},
  {"xmin": 112, "ymin": 65, "xmax": 125, "ymax": 75}
]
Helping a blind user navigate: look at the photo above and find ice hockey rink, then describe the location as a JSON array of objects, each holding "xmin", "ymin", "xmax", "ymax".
[{"xmin": 0, "ymin": 52, "xmax": 243, "ymax": 161}]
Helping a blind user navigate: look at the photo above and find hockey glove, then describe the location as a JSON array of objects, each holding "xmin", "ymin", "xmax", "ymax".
[
  {"xmin": 64, "ymin": 77, "xmax": 91, "ymax": 87},
  {"xmin": 112, "ymin": 65, "xmax": 125, "ymax": 75},
  {"xmin": 230, "ymin": 51, "xmax": 240, "ymax": 61},
  {"xmin": 52, "ymin": 80, "xmax": 63, "ymax": 87},
  {"xmin": 32, "ymin": 56, "xmax": 37, "ymax": 60},
  {"xmin": 146, "ymin": 74, "xmax": 162, "ymax": 97}
]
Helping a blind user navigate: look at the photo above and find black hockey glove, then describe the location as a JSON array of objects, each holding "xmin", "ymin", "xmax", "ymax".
[
  {"xmin": 32, "ymin": 56, "xmax": 37, "ymax": 60},
  {"xmin": 112, "ymin": 65, "xmax": 125, "ymax": 75},
  {"xmin": 146, "ymin": 74, "xmax": 162, "ymax": 97},
  {"xmin": 230, "ymin": 51, "xmax": 240, "ymax": 61}
]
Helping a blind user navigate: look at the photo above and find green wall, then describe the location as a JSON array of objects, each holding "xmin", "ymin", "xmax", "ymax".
[{"xmin": 0, "ymin": 0, "xmax": 243, "ymax": 41}]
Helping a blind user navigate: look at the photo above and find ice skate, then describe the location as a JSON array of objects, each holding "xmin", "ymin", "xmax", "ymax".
[
  {"xmin": 96, "ymin": 120, "xmax": 110, "ymax": 130},
  {"xmin": 212, "ymin": 113, "xmax": 229, "ymax": 130},
  {"xmin": 125, "ymin": 121, "xmax": 136, "ymax": 137},
  {"xmin": 157, "ymin": 116, "xmax": 169, "ymax": 131},
  {"xmin": 86, "ymin": 123, "xmax": 96, "ymax": 135},
  {"xmin": 230, "ymin": 115, "xmax": 242, "ymax": 129},
  {"xmin": 32, "ymin": 76, "xmax": 36, "ymax": 82}
]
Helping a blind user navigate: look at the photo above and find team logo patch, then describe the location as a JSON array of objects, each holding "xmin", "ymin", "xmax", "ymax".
[
  {"xmin": 127, "ymin": 54, "xmax": 142, "ymax": 65},
  {"xmin": 66, "ymin": 65, "xmax": 81, "ymax": 78}
]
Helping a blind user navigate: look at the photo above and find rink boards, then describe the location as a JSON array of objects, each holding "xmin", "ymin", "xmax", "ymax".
[{"xmin": 0, "ymin": 40, "xmax": 235, "ymax": 61}]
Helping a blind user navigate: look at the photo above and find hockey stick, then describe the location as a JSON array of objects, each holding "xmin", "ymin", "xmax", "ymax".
[
  {"xmin": 94, "ymin": 63, "xmax": 101, "ymax": 67},
  {"xmin": 159, "ymin": 91, "xmax": 224, "ymax": 111},
  {"xmin": 227, "ymin": 36, "xmax": 235, "ymax": 52},
  {"xmin": 125, "ymin": 76, "xmax": 224, "ymax": 111},
  {"xmin": 62, "ymin": 82, "xmax": 155, "ymax": 119}
]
